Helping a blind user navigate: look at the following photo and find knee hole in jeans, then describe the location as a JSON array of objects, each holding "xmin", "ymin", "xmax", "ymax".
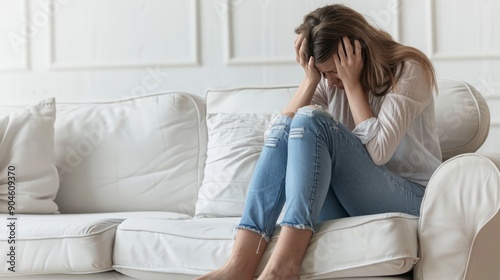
[
  {"xmin": 289, "ymin": 127, "xmax": 305, "ymax": 139},
  {"xmin": 264, "ymin": 137, "xmax": 279, "ymax": 148}
]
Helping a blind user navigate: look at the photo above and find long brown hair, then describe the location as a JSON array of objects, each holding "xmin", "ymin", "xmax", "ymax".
[{"xmin": 295, "ymin": 4, "xmax": 436, "ymax": 96}]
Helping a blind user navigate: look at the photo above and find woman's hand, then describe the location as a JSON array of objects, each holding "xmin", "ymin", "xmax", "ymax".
[
  {"xmin": 295, "ymin": 33, "xmax": 321, "ymax": 84},
  {"xmin": 334, "ymin": 36, "xmax": 371, "ymax": 126},
  {"xmin": 333, "ymin": 36, "xmax": 363, "ymax": 91}
]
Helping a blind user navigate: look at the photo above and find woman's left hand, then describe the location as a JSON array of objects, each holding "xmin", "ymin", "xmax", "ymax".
[{"xmin": 334, "ymin": 36, "xmax": 364, "ymax": 90}]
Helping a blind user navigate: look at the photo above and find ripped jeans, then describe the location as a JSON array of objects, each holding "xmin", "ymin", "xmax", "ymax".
[{"xmin": 236, "ymin": 106, "xmax": 425, "ymax": 242}]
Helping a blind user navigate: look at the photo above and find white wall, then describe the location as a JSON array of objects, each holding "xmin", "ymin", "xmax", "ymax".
[{"xmin": 0, "ymin": 0, "xmax": 498, "ymax": 153}]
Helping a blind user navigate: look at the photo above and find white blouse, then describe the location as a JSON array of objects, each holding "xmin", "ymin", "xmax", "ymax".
[{"xmin": 311, "ymin": 60, "xmax": 442, "ymax": 186}]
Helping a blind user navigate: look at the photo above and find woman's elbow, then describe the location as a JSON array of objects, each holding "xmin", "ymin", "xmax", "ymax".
[{"xmin": 367, "ymin": 149, "xmax": 391, "ymax": 166}]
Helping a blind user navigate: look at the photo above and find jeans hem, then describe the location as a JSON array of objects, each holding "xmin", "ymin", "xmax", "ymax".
[
  {"xmin": 234, "ymin": 225, "xmax": 271, "ymax": 243},
  {"xmin": 280, "ymin": 222, "xmax": 316, "ymax": 234}
]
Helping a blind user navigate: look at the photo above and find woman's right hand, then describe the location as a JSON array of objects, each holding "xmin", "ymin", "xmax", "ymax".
[{"xmin": 295, "ymin": 33, "xmax": 321, "ymax": 84}]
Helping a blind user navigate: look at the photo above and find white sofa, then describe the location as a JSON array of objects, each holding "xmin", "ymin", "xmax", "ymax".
[{"xmin": 0, "ymin": 78, "xmax": 498, "ymax": 280}]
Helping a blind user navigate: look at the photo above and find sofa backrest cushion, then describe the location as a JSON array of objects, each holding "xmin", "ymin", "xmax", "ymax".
[
  {"xmin": 0, "ymin": 98, "xmax": 60, "ymax": 214},
  {"xmin": 195, "ymin": 86, "xmax": 296, "ymax": 217},
  {"xmin": 435, "ymin": 79, "xmax": 490, "ymax": 160},
  {"xmin": 54, "ymin": 92, "xmax": 206, "ymax": 215}
]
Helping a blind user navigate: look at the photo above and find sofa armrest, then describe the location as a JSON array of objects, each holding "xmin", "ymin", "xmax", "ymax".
[{"xmin": 414, "ymin": 153, "xmax": 500, "ymax": 280}]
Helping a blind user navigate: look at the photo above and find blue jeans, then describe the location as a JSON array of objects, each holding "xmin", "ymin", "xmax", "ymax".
[{"xmin": 237, "ymin": 106, "xmax": 425, "ymax": 241}]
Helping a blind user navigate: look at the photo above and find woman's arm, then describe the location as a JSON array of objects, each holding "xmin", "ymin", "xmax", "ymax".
[
  {"xmin": 282, "ymin": 34, "xmax": 322, "ymax": 118},
  {"xmin": 334, "ymin": 36, "xmax": 372, "ymax": 126},
  {"xmin": 357, "ymin": 62, "xmax": 434, "ymax": 165},
  {"xmin": 335, "ymin": 38, "xmax": 434, "ymax": 165},
  {"xmin": 282, "ymin": 78, "xmax": 319, "ymax": 118}
]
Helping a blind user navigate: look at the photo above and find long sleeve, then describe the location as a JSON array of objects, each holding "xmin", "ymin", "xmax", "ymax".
[
  {"xmin": 354, "ymin": 61, "xmax": 434, "ymax": 165},
  {"xmin": 303, "ymin": 61, "xmax": 440, "ymax": 185}
]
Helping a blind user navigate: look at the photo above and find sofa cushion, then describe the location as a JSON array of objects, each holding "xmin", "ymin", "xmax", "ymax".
[
  {"xmin": 53, "ymin": 92, "xmax": 206, "ymax": 215},
  {"xmin": 0, "ymin": 98, "xmax": 60, "ymax": 214},
  {"xmin": 435, "ymin": 78, "xmax": 490, "ymax": 160},
  {"xmin": 0, "ymin": 212, "xmax": 190, "ymax": 275},
  {"xmin": 195, "ymin": 86, "xmax": 295, "ymax": 217},
  {"xmin": 195, "ymin": 112, "xmax": 274, "ymax": 217},
  {"xmin": 205, "ymin": 85, "xmax": 297, "ymax": 114},
  {"xmin": 113, "ymin": 213, "xmax": 419, "ymax": 279},
  {"xmin": 1, "ymin": 271, "xmax": 139, "ymax": 279}
]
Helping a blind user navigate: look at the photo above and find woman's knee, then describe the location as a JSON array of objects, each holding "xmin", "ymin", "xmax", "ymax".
[
  {"xmin": 291, "ymin": 105, "xmax": 335, "ymax": 127},
  {"xmin": 289, "ymin": 105, "xmax": 341, "ymax": 144},
  {"xmin": 297, "ymin": 105, "xmax": 324, "ymax": 116},
  {"xmin": 264, "ymin": 115, "xmax": 293, "ymax": 147}
]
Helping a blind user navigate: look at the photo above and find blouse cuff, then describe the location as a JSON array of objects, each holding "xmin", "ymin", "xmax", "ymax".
[{"xmin": 352, "ymin": 117, "xmax": 379, "ymax": 144}]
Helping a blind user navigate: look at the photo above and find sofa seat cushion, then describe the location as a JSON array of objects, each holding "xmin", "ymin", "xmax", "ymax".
[
  {"xmin": 0, "ymin": 212, "xmax": 190, "ymax": 276},
  {"xmin": 0, "ymin": 271, "xmax": 138, "ymax": 279},
  {"xmin": 113, "ymin": 213, "xmax": 419, "ymax": 279}
]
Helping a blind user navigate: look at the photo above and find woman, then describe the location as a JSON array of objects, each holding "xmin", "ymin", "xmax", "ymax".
[{"xmin": 196, "ymin": 4, "xmax": 442, "ymax": 280}]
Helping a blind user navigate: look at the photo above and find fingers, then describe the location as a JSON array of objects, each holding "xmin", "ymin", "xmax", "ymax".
[
  {"xmin": 295, "ymin": 33, "xmax": 308, "ymax": 64},
  {"xmin": 294, "ymin": 34, "xmax": 303, "ymax": 62},
  {"xmin": 343, "ymin": 36, "xmax": 353, "ymax": 56},
  {"xmin": 338, "ymin": 36, "xmax": 362, "ymax": 63},
  {"xmin": 299, "ymin": 37, "xmax": 309, "ymax": 66},
  {"xmin": 300, "ymin": 37, "xmax": 308, "ymax": 59},
  {"xmin": 354, "ymin": 39, "xmax": 362, "ymax": 58},
  {"xmin": 308, "ymin": 55, "xmax": 315, "ymax": 68},
  {"xmin": 337, "ymin": 40, "xmax": 346, "ymax": 63},
  {"xmin": 333, "ymin": 46, "xmax": 341, "ymax": 67}
]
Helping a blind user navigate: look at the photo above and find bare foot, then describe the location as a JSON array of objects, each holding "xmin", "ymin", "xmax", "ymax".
[
  {"xmin": 194, "ymin": 229, "xmax": 267, "ymax": 280},
  {"xmin": 256, "ymin": 271, "xmax": 300, "ymax": 280},
  {"xmin": 194, "ymin": 267, "xmax": 254, "ymax": 280},
  {"xmin": 257, "ymin": 227, "xmax": 310, "ymax": 280}
]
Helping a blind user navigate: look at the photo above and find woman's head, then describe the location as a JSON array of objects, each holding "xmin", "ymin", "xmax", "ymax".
[
  {"xmin": 295, "ymin": 5, "xmax": 367, "ymax": 65},
  {"xmin": 295, "ymin": 4, "xmax": 436, "ymax": 96}
]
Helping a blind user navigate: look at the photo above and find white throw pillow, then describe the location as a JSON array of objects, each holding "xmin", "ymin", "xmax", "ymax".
[
  {"xmin": 195, "ymin": 113, "xmax": 274, "ymax": 217},
  {"xmin": 0, "ymin": 98, "xmax": 60, "ymax": 214}
]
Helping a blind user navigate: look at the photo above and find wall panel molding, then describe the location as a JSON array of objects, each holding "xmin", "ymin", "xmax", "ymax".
[
  {"xmin": 427, "ymin": 0, "xmax": 500, "ymax": 60},
  {"xmin": 222, "ymin": 0, "xmax": 295, "ymax": 66},
  {"xmin": 393, "ymin": 0, "xmax": 402, "ymax": 43},
  {"xmin": 48, "ymin": 0, "xmax": 200, "ymax": 70},
  {"xmin": 0, "ymin": 0, "xmax": 30, "ymax": 71},
  {"xmin": 223, "ymin": 0, "xmax": 402, "ymax": 66}
]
